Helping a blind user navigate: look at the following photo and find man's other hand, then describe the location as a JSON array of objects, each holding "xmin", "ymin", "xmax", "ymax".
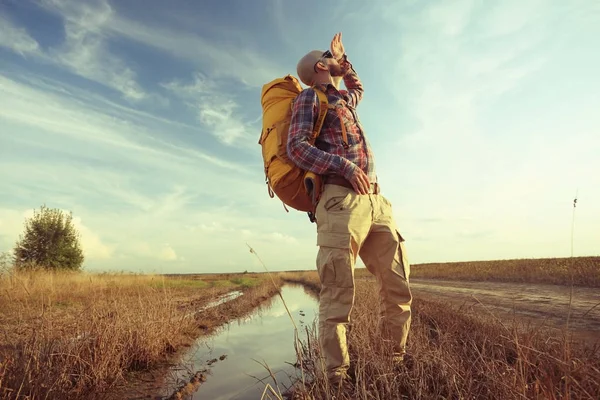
[{"xmin": 348, "ymin": 167, "xmax": 371, "ymax": 195}]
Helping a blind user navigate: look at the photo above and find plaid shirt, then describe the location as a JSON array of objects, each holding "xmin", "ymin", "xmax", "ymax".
[{"xmin": 287, "ymin": 62, "xmax": 377, "ymax": 183}]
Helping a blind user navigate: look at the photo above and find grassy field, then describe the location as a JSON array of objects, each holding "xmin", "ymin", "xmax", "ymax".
[
  {"xmin": 353, "ymin": 256, "xmax": 600, "ymax": 287},
  {"xmin": 1, "ymin": 256, "xmax": 599, "ymax": 399},
  {"xmin": 0, "ymin": 270, "xmax": 281, "ymax": 399},
  {"xmin": 282, "ymin": 272, "xmax": 600, "ymax": 400}
]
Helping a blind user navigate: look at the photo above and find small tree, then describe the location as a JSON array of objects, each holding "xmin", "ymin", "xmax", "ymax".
[{"xmin": 13, "ymin": 205, "xmax": 84, "ymax": 271}]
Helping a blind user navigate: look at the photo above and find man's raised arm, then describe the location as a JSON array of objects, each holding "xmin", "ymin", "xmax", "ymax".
[
  {"xmin": 341, "ymin": 59, "xmax": 363, "ymax": 108},
  {"xmin": 330, "ymin": 33, "xmax": 363, "ymax": 108}
]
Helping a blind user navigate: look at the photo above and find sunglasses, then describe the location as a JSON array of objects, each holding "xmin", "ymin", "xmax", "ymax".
[{"xmin": 314, "ymin": 50, "xmax": 335, "ymax": 73}]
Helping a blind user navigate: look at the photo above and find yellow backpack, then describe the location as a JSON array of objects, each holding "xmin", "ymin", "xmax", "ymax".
[{"xmin": 259, "ymin": 75, "xmax": 329, "ymax": 215}]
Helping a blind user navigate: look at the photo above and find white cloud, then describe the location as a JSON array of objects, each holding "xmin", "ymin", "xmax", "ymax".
[
  {"xmin": 159, "ymin": 245, "xmax": 178, "ymax": 261},
  {"xmin": 395, "ymin": 7, "xmax": 547, "ymax": 143},
  {"xmin": 41, "ymin": 0, "xmax": 145, "ymax": 100},
  {"xmin": 104, "ymin": 5, "xmax": 284, "ymax": 87},
  {"xmin": 190, "ymin": 222, "xmax": 298, "ymax": 245},
  {"xmin": 0, "ymin": 209, "xmax": 32, "ymax": 250},
  {"xmin": 14, "ymin": 72, "xmax": 249, "ymax": 172},
  {"xmin": 0, "ymin": 74, "xmax": 249, "ymax": 173},
  {"xmin": 162, "ymin": 74, "xmax": 252, "ymax": 145},
  {"xmin": 0, "ymin": 1, "xmax": 147, "ymax": 101},
  {"xmin": 198, "ymin": 101, "xmax": 247, "ymax": 144},
  {"xmin": 267, "ymin": 232, "xmax": 298, "ymax": 245},
  {"xmin": 426, "ymin": 0, "xmax": 475, "ymax": 36},
  {"xmin": 5, "ymin": 0, "xmax": 285, "ymax": 100},
  {"xmin": 0, "ymin": 14, "xmax": 40, "ymax": 55},
  {"xmin": 124, "ymin": 241, "xmax": 178, "ymax": 261},
  {"xmin": 476, "ymin": 0, "xmax": 547, "ymax": 37},
  {"xmin": 71, "ymin": 216, "xmax": 114, "ymax": 260}
]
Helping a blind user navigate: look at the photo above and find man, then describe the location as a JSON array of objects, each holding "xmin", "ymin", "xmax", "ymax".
[{"xmin": 287, "ymin": 33, "xmax": 413, "ymax": 388}]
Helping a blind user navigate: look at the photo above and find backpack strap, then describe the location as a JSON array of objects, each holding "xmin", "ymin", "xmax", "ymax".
[
  {"xmin": 303, "ymin": 88, "xmax": 332, "ymax": 223},
  {"xmin": 313, "ymin": 88, "xmax": 349, "ymax": 148},
  {"xmin": 332, "ymin": 106, "xmax": 349, "ymax": 149},
  {"xmin": 312, "ymin": 88, "xmax": 329, "ymax": 141}
]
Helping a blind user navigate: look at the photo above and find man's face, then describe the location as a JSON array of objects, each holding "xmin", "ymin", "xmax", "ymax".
[
  {"xmin": 325, "ymin": 58, "xmax": 344, "ymax": 77},
  {"xmin": 316, "ymin": 50, "xmax": 344, "ymax": 77}
]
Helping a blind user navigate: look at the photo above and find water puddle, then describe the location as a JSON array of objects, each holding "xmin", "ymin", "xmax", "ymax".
[
  {"xmin": 200, "ymin": 290, "xmax": 244, "ymax": 311},
  {"xmin": 163, "ymin": 285, "xmax": 319, "ymax": 399}
]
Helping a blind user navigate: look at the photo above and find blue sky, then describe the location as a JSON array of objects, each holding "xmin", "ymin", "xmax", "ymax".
[{"xmin": 1, "ymin": 0, "xmax": 598, "ymax": 274}]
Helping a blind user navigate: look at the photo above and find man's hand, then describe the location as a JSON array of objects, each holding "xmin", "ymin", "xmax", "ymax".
[
  {"xmin": 348, "ymin": 166, "xmax": 371, "ymax": 195},
  {"xmin": 330, "ymin": 32, "xmax": 345, "ymax": 61}
]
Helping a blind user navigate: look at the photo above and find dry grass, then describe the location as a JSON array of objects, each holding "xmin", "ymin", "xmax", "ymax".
[
  {"xmin": 0, "ymin": 270, "xmax": 279, "ymax": 399},
  {"xmin": 279, "ymin": 271, "xmax": 321, "ymax": 295},
  {"xmin": 278, "ymin": 272, "xmax": 600, "ymax": 399},
  {"xmin": 354, "ymin": 256, "xmax": 600, "ymax": 287},
  {"xmin": 3, "ymin": 259, "xmax": 598, "ymax": 399}
]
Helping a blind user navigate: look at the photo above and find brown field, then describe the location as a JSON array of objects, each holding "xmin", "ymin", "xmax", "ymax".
[
  {"xmin": 0, "ymin": 270, "xmax": 281, "ymax": 399},
  {"xmin": 279, "ymin": 271, "xmax": 600, "ymax": 399},
  {"xmin": 402, "ymin": 256, "xmax": 600, "ymax": 287},
  {"xmin": 1, "ymin": 256, "xmax": 599, "ymax": 399}
]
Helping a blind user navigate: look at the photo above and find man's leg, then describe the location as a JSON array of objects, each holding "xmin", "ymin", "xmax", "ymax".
[
  {"xmin": 359, "ymin": 194, "xmax": 412, "ymax": 358},
  {"xmin": 316, "ymin": 238, "xmax": 354, "ymax": 383},
  {"xmin": 315, "ymin": 184, "xmax": 371, "ymax": 383}
]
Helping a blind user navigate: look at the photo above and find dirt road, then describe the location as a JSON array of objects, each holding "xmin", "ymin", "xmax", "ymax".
[{"xmin": 411, "ymin": 279, "xmax": 600, "ymax": 343}]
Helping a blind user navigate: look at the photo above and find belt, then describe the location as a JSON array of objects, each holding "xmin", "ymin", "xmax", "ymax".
[{"xmin": 324, "ymin": 175, "xmax": 380, "ymax": 194}]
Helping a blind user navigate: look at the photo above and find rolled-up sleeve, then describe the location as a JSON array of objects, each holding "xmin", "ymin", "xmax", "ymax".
[{"xmin": 341, "ymin": 60, "xmax": 363, "ymax": 108}]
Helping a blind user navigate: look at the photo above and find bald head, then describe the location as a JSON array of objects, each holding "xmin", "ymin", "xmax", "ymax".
[{"xmin": 297, "ymin": 50, "xmax": 325, "ymax": 86}]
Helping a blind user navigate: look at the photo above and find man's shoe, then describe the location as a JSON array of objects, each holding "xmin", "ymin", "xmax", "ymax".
[
  {"xmin": 329, "ymin": 372, "xmax": 355, "ymax": 394},
  {"xmin": 393, "ymin": 352, "xmax": 414, "ymax": 370},
  {"xmin": 331, "ymin": 378, "xmax": 355, "ymax": 397}
]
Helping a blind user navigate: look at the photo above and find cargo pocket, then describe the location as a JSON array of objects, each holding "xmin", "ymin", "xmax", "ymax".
[
  {"xmin": 316, "ymin": 232, "xmax": 354, "ymax": 288},
  {"xmin": 394, "ymin": 230, "xmax": 410, "ymax": 281},
  {"xmin": 323, "ymin": 193, "xmax": 352, "ymax": 212}
]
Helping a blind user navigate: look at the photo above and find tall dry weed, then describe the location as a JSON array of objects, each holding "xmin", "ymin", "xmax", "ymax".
[
  {"xmin": 0, "ymin": 271, "xmax": 208, "ymax": 399},
  {"xmin": 291, "ymin": 279, "xmax": 600, "ymax": 399}
]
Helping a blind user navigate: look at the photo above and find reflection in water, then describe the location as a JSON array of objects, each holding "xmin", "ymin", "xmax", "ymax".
[
  {"xmin": 163, "ymin": 285, "xmax": 319, "ymax": 400},
  {"xmin": 200, "ymin": 290, "xmax": 244, "ymax": 311},
  {"xmin": 183, "ymin": 290, "xmax": 246, "ymax": 320}
]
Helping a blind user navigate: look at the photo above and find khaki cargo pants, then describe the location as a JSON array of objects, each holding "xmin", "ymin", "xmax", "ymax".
[{"xmin": 315, "ymin": 183, "xmax": 412, "ymax": 382}]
